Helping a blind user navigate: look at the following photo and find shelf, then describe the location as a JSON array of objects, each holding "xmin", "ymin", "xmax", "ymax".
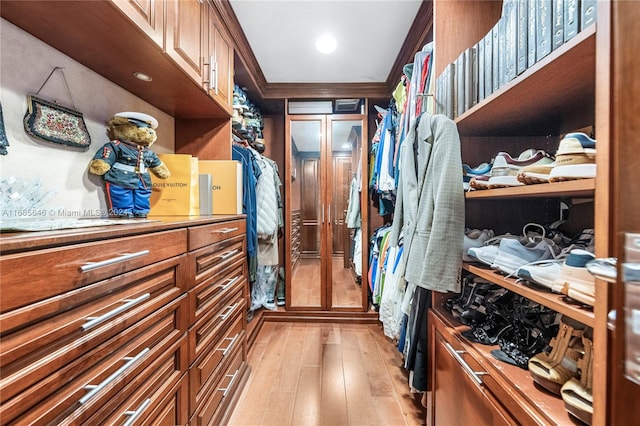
[
  {"xmin": 464, "ymin": 263, "xmax": 595, "ymax": 328},
  {"xmin": 465, "ymin": 179, "xmax": 595, "ymax": 199},
  {"xmin": 455, "ymin": 25, "xmax": 596, "ymax": 137},
  {"xmin": 434, "ymin": 308, "xmax": 585, "ymax": 426}
]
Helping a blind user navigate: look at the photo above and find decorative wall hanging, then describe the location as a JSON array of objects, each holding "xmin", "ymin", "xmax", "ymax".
[
  {"xmin": 0, "ymin": 102, "xmax": 8, "ymax": 155},
  {"xmin": 23, "ymin": 67, "xmax": 91, "ymax": 149}
]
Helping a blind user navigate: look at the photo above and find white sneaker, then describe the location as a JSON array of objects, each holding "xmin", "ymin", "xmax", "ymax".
[{"xmin": 463, "ymin": 228, "xmax": 495, "ymax": 262}]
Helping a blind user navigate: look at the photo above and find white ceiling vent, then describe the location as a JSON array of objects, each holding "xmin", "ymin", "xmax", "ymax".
[{"xmin": 334, "ymin": 99, "xmax": 361, "ymax": 113}]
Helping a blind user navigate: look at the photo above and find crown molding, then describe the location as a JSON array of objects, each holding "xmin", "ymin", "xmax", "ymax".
[
  {"xmin": 216, "ymin": 0, "xmax": 433, "ymax": 102},
  {"xmin": 385, "ymin": 1, "xmax": 434, "ymax": 92}
]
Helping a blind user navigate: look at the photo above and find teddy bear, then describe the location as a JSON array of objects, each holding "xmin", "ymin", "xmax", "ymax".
[{"xmin": 89, "ymin": 112, "xmax": 170, "ymax": 218}]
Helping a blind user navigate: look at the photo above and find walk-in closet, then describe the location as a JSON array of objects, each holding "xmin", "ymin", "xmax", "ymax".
[{"xmin": 1, "ymin": 1, "xmax": 639, "ymax": 425}]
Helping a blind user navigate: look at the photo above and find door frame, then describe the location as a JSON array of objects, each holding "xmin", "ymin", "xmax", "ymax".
[{"xmin": 284, "ymin": 101, "xmax": 369, "ymax": 312}]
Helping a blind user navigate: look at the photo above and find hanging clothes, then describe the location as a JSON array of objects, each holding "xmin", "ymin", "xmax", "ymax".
[
  {"xmin": 232, "ymin": 143, "xmax": 261, "ymax": 283},
  {"xmin": 388, "ymin": 113, "xmax": 464, "ymax": 294},
  {"xmin": 251, "ymin": 151, "xmax": 283, "ymax": 311}
]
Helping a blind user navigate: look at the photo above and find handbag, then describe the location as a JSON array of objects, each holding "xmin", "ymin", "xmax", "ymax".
[{"xmin": 23, "ymin": 67, "xmax": 91, "ymax": 149}]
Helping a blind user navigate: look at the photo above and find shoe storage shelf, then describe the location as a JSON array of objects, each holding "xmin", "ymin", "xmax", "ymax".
[{"xmin": 428, "ymin": 0, "xmax": 621, "ymax": 425}]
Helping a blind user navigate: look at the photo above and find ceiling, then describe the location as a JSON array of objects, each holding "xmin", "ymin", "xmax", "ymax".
[
  {"xmin": 223, "ymin": 0, "xmax": 433, "ymax": 113},
  {"xmin": 229, "ymin": 0, "xmax": 423, "ymax": 84}
]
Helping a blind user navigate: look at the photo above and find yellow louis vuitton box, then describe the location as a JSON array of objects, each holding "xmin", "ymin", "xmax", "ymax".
[
  {"xmin": 149, "ymin": 154, "xmax": 200, "ymax": 216},
  {"xmin": 198, "ymin": 160, "xmax": 243, "ymax": 214}
]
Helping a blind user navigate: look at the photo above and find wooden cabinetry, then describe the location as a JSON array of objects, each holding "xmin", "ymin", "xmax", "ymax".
[
  {"xmin": 186, "ymin": 219, "xmax": 250, "ymax": 425},
  {"xmin": 109, "ymin": 0, "xmax": 165, "ymax": 48},
  {"xmin": 0, "ymin": 0, "xmax": 233, "ymax": 121},
  {"xmin": 204, "ymin": 3, "xmax": 234, "ymax": 113},
  {"xmin": 428, "ymin": 0, "xmax": 625, "ymax": 424},
  {"xmin": 0, "ymin": 216, "xmax": 248, "ymax": 425},
  {"xmin": 165, "ymin": 0, "xmax": 206, "ymax": 86}
]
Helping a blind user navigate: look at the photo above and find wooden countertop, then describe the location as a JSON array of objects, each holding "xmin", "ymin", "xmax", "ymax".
[{"xmin": 0, "ymin": 215, "xmax": 245, "ymax": 254}]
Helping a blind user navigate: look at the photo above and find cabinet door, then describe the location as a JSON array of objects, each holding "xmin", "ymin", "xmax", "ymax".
[
  {"xmin": 432, "ymin": 329, "xmax": 516, "ymax": 426},
  {"xmin": 165, "ymin": 0, "xmax": 204, "ymax": 85},
  {"xmin": 109, "ymin": 0, "xmax": 164, "ymax": 48},
  {"xmin": 205, "ymin": 4, "xmax": 233, "ymax": 112}
]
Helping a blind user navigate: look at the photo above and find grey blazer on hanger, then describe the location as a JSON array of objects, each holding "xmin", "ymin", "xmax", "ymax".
[{"xmin": 389, "ymin": 113, "xmax": 464, "ymax": 293}]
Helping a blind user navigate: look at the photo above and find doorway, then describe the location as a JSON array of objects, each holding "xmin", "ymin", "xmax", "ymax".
[{"xmin": 285, "ymin": 112, "xmax": 368, "ymax": 311}]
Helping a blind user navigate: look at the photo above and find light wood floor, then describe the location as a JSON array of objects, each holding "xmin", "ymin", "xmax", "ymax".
[
  {"xmin": 228, "ymin": 322, "xmax": 427, "ymax": 426},
  {"xmin": 291, "ymin": 258, "xmax": 362, "ymax": 308}
]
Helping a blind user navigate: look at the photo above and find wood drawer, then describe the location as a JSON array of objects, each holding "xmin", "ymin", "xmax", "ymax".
[
  {"xmin": 86, "ymin": 340, "xmax": 189, "ymax": 426},
  {"xmin": 189, "ymin": 254, "xmax": 246, "ymax": 325},
  {"xmin": 190, "ymin": 343, "xmax": 247, "ymax": 426},
  {"xmin": 189, "ymin": 312, "xmax": 245, "ymax": 415},
  {"xmin": 1, "ymin": 256, "xmax": 188, "ymax": 403},
  {"xmin": 1, "ymin": 295, "xmax": 187, "ymax": 425},
  {"xmin": 0, "ymin": 228, "xmax": 187, "ymax": 312},
  {"xmin": 188, "ymin": 286, "xmax": 245, "ymax": 363},
  {"xmin": 189, "ymin": 233, "xmax": 245, "ymax": 290},
  {"xmin": 188, "ymin": 219, "xmax": 245, "ymax": 251},
  {"xmin": 430, "ymin": 311, "xmax": 516, "ymax": 426}
]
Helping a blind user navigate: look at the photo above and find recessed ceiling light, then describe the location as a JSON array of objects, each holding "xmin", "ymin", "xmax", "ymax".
[
  {"xmin": 133, "ymin": 71, "xmax": 153, "ymax": 82},
  {"xmin": 315, "ymin": 35, "xmax": 337, "ymax": 54},
  {"xmin": 342, "ymin": 143, "xmax": 352, "ymax": 149}
]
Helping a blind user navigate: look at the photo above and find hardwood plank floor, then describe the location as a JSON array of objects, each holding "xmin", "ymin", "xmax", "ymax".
[
  {"xmin": 228, "ymin": 323, "xmax": 427, "ymax": 426},
  {"xmin": 290, "ymin": 258, "xmax": 362, "ymax": 308}
]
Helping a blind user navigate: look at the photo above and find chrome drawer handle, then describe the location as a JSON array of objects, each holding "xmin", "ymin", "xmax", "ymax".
[
  {"xmin": 220, "ymin": 249, "xmax": 239, "ymax": 260},
  {"xmin": 123, "ymin": 398, "xmax": 151, "ymax": 426},
  {"xmin": 219, "ymin": 302, "xmax": 239, "ymax": 321},
  {"xmin": 79, "ymin": 348, "xmax": 150, "ymax": 404},
  {"xmin": 221, "ymin": 276, "xmax": 240, "ymax": 291},
  {"xmin": 214, "ymin": 227, "xmax": 239, "ymax": 234},
  {"xmin": 444, "ymin": 342, "xmax": 488, "ymax": 386},
  {"xmin": 82, "ymin": 293, "xmax": 150, "ymax": 331},
  {"xmin": 218, "ymin": 369, "xmax": 239, "ymax": 397},
  {"xmin": 217, "ymin": 333, "xmax": 240, "ymax": 357},
  {"xmin": 80, "ymin": 250, "xmax": 150, "ymax": 272}
]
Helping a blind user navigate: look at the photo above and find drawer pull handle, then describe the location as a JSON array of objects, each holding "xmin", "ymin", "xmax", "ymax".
[
  {"xmin": 215, "ymin": 227, "xmax": 239, "ymax": 234},
  {"xmin": 444, "ymin": 342, "xmax": 488, "ymax": 386},
  {"xmin": 222, "ymin": 276, "xmax": 240, "ymax": 290},
  {"xmin": 80, "ymin": 250, "xmax": 150, "ymax": 272},
  {"xmin": 82, "ymin": 293, "xmax": 150, "ymax": 331},
  {"xmin": 79, "ymin": 348, "xmax": 149, "ymax": 404},
  {"xmin": 220, "ymin": 249, "xmax": 240, "ymax": 260},
  {"xmin": 218, "ymin": 369, "xmax": 239, "ymax": 397},
  {"xmin": 219, "ymin": 302, "xmax": 239, "ymax": 321},
  {"xmin": 217, "ymin": 333, "xmax": 240, "ymax": 357},
  {"xmin": 123, "ymin": 398, "xmax": 151, "ymax": 426}
]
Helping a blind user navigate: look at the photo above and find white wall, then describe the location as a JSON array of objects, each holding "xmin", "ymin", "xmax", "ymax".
[{"xmin": 0, "ymin": 19, "xmax": 175, "ymax": 218}]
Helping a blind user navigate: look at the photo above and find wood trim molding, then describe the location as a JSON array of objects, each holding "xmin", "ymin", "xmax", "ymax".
[
  {"xmin": 385, "ymin": 0, "xmax": 434, "ymax": 92},
  {"xmin": 216, "ymin": 0, "xmax": 433, "ymax": 101}
]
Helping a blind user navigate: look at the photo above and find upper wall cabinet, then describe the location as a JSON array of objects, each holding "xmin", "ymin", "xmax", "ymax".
[
  {"xmin": 205, "ymin": 8, "xmax": 233, "ymax": 112},
  {"xmin": 1, "ymin": 0, "xmax": 233, "ymax": 119},
  {"xmin": 165, "ymin": 0, "xmax": 206, "ymax": 86},
  {"xmin": 205, "ymin": 5, "xmax": 234, "ymax": 113},
  {"xmin": 109, "ymin": 0, "xmax": 164, "ymax": 48}
]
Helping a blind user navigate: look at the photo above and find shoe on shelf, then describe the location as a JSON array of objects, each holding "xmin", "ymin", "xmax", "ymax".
[
  {"xmin": 549, "ymin": 132, "xmax": 597, "ymax": 182},
  {"xmin": 529, "ymin": 316, "xmax": 587, "ymax": 395},
  {"xmin": 516, "ymin": 259, "xmax": 564, "ymax": 291},
  {"xmin": 488, "ymin": 149, "xmax": 555, "ymax": 188},
  {"xmin": 491, "ymin": 237, "xmax": 560, "ymax": 276},
  {"xmin": 467, "ymin": 223, "xmax": 550, "ymax": 267},
  {"xmin": 517, "ymin": 162, "xmax": 555, "ymax": 185},
  {"xmin": 553, "ymin": 249, "xmax": 596, "ymax": 305},
  {"xmin": 469, "ymin": 174, "xmax": 491, "ymax": 190},
  {"xmin": 585, "ymin": 257, "xmax": 617, "ymax": 283},
  {"xmin": 463, "ymin": 162, "xmax": 492, "ymax": 190},
  {"xmin": 561, "ymin": 333, "xmax": 594, "ymax": 425},
  {"xmin": 463, "ymin": 228, "xmax": 495, "ymax": 262}
]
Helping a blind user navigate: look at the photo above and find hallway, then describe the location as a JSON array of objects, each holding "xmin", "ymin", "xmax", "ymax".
[{"xmin": 228, "ymin": 322, "xmax": 427, "ymax": 425}]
